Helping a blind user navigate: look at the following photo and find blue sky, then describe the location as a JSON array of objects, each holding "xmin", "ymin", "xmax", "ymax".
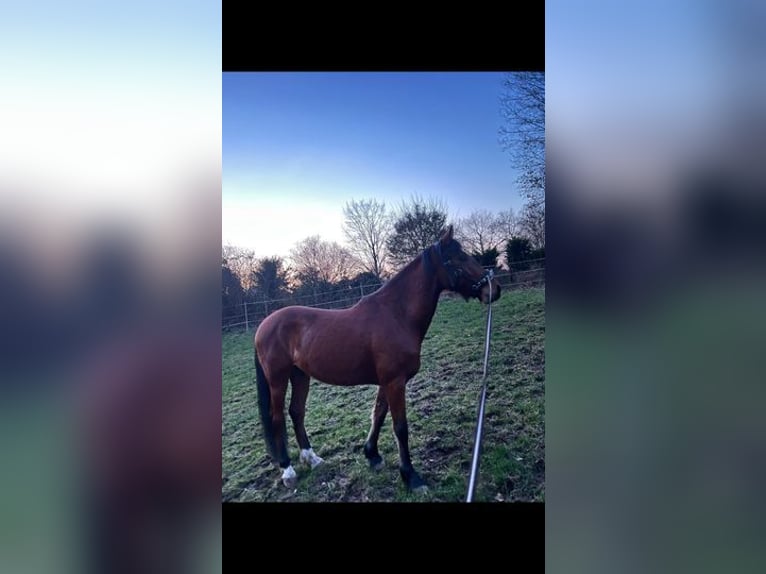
[
  {"xmin": 1, "ymin": 1, "xmax": 221, "ymax": 213},
  {"xmin": 223, "ymin": 72, "xmax": 525, "ymax": 257}
]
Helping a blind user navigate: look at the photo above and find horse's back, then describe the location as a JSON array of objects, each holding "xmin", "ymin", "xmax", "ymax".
[{"xmin": 256, "ymin": 305, "xmax": 343, "ymax": 337}]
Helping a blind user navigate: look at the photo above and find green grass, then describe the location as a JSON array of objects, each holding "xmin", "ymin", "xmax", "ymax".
[{"xmin": 222, "ymin": 288, "xmax": 545, "ymax": 502}]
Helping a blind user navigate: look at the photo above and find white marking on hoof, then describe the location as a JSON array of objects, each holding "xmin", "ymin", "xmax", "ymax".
[
  {"xmin": 371, "ymin": 458, "xmax": 385, "ymax": 471},
  {"xmin": 413, "ymin": 484, "xmax": 429, "ymax": 494},
  {"xmin": 281, "ymin": 465, "xmax": 297, "ymax": 488},
  {"xmin": 300, "ymin": 448, "xmax": 324, "ymax": 469}
]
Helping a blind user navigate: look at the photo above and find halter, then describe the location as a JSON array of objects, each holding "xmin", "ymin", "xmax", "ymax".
[
  {"xmin": 431, "ymin": 241, "xmax": 494, "ymax": 295},
  {"xmin": 471, "ymin": 268, "xmax": 494, "ymax": 293}
]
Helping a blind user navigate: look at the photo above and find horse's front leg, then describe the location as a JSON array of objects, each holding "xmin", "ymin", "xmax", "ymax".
[
  {"xmin": 384, "ymin": 378, "xmax": 427, "ymax": 491},
  {"xmin": 364, "ymin": 386, "xmax": 388, "ymax": 470}
]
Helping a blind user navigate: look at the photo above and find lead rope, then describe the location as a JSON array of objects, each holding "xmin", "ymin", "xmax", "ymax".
[{"xmin": 466, "ymin": 270, "xmax": 494, "ymax": 502}]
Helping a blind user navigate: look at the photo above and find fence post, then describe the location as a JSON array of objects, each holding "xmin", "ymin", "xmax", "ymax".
[
  {"xmin": 360, "ymin": 283, "xmax": 364, "ymax": 298},
  {"xmin": 243, "ymin": 301, "xmax": 249, "ymax": 332},
  {"xmin": 263, "ymin": 295, "xmax": 268, "ymax": 316}
]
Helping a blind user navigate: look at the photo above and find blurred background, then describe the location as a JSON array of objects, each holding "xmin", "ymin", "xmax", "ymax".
[
  {"xmin": 0, "ymin": 2, "xmax": 221, "ymax": 573},
  {"xmin": 547, "ymin": 0, "xmax": 766, "ymax": 572}
]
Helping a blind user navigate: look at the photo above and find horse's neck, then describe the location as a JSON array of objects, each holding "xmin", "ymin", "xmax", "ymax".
[{"xmin": 378, "ymin": 254, "xmax": 441, "ymax": 340}]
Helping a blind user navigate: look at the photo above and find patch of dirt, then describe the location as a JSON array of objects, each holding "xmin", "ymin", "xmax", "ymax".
[{"xmin": 428, "ymin": 443, "xmax": 459, "ymax": 457}]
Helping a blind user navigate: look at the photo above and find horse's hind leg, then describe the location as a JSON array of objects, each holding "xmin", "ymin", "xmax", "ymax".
[
  {"xmin": 289, "ymin": 367, "xmax": 323, "ymax": 469},
  {"xmin": 269, "ymin": 375, "xmax": 298, "ymax": 488},
  {"xmin": 363, "ymin": 386, "xmax": 388, "ymax": 471}
]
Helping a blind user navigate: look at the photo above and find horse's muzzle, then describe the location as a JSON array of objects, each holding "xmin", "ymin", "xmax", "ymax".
[
  {"xmin": 472, "ymin": 271, "xmax": 501, "ymax": 304},
  {"xmin": 479, "ymin": 281, "xmax": 501, "ymax": 304}
]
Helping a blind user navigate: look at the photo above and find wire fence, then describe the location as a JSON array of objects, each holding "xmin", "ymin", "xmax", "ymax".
[{"xmin": 222, "ymin": 259, "xmax": 545, "ymax": 333}]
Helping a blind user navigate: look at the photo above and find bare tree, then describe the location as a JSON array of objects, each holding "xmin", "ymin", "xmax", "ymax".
[
  {"xmin": 222, "ymin": 244, "xmax": 257, "ymax": 291},
  {"xmin": 497, "ymin": 208, "xmax": 519, "ymax": 243},
  {"xmin": 222, "ymin": 261, "xmax": 244, "ymax": 307},
  {"xmin": 342, "ymin": 198, "xmax": 391, "ymax": 279},
  {"xmin": 499, "ymin": 72, "xmax": 545, "ymax": 211},
  {"xmin": 386, "ymin": 195, "xmax": 450, "ymax": 269},
  {"xmin": 499, "ymin": 72, "xmax": 545, "ymax": 249},
  {"xmin": 290, "ymin": 235, "xmax": 359, "ymax": 285},
  {"xmin": 456, "ymin": 209, "xmax": 507, "ymax": 256},
  {"xmin": 518, "ymin": 202, "xmax": 545, "ymax": 249}
]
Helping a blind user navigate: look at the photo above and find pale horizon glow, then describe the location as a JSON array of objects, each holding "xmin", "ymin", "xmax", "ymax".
[
  {"xmin": 223, "ymin": 72, "xmax": 526, "ymax": 260},
  {"xmin": 1, "ymin": 1, "xmax": 221, "ymax": 222},
  {"xmin": 222, "ymin": 193, "xmax": 346, "ymax": 257}
]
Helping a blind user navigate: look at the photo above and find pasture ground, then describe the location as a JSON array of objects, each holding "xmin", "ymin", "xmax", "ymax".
[{"xmin": 222, "ymin": 287, "xmax": 545, "ymax": 502}]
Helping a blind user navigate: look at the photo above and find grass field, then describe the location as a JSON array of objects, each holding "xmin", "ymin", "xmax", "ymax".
[{"xmin": 222, "ymin": 287, "xmax": 545, "ymax": 502}]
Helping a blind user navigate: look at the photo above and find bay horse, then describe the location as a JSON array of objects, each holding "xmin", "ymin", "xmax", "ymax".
[{"xmin": 254, "ymin": 225, "xmax": 501, "ymax": 492}]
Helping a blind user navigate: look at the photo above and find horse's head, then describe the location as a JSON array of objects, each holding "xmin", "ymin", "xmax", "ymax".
[{"xmin": 432, "ymin": 225, "xmax": 501, "ymax": 304}]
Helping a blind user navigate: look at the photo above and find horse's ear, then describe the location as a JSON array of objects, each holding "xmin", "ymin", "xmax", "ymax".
[{"xmin": 439, "ymin": 225, "xmax": 454, "ymax": 245}]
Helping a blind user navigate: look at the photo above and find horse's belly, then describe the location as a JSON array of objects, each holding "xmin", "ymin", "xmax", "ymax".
[
  {"xmin": 289, "ymin": 318, "xmax": 378, "ymax": 385},
  {"xmin": 295, "ymin": 348, "xmax": 376, "ymax": 387}
]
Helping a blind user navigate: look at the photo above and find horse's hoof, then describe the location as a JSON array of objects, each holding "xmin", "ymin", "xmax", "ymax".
[
  {"xmin": 281, "ymin": 465, "xmax": 297, "ymax": 488},
  {"xmin": 368, "ymin": 455, "xmax": 384, "ymax": 471},
  {"xmin": 408, "ymin": 479, "xmax": 427, "ymax": 492},
  {"xmin": 401, "ymin": 469, "xmax": 427, "ymax": 492},
  {"xmin": 300, "ymin": 448, "xmax": 324, "ymax": 469},
  {"xmin": 309, "ymin": 456, "xmax": 323, "ymax": 469}
]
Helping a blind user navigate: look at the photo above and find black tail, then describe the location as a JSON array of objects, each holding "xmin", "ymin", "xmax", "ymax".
[{"xmin": 255, "ymin": 351, "xmax": 278, "ymax": 460}]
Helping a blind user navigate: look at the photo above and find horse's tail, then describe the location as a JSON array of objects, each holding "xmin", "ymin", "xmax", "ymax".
[{"xmin": 255, "ymin": 351, "xmax": 278, "ymax": 459}]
